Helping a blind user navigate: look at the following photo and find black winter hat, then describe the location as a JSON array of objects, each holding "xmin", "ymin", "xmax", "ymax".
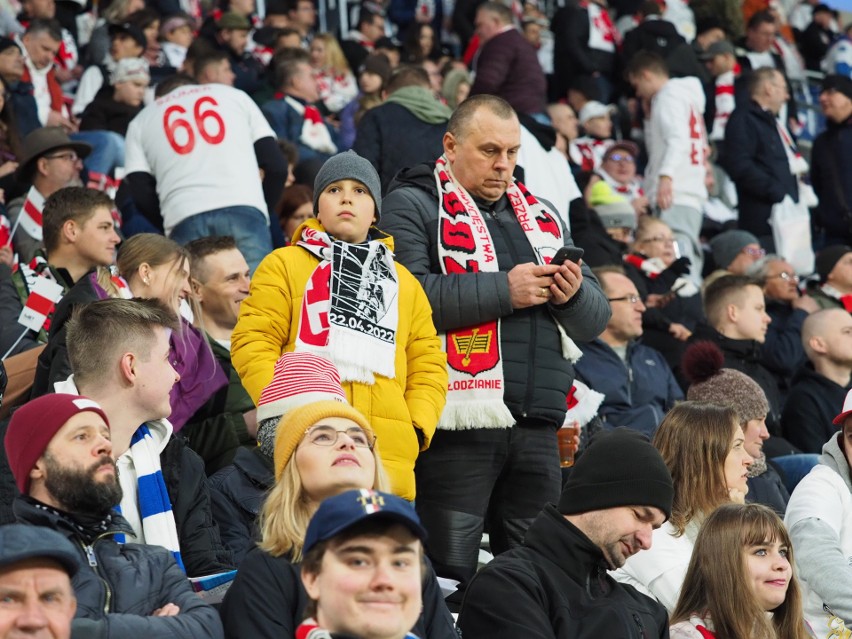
[
  {"xmin": 558, "ymin": 428, "xmax": 673, "ymax": 520},
  {"xmin": 816, "ymin": 244, "xmax": 852, "ymax": 283}
]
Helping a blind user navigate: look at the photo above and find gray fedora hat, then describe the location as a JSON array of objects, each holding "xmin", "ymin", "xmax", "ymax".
[{"xmin": 16, "ymin": 127, "xmax": 92, "ymax": 182}]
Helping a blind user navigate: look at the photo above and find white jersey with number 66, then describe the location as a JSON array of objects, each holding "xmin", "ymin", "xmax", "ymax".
[{"xmin": 125, "ymin": 83, "xmax": 277, "ymax": 234}]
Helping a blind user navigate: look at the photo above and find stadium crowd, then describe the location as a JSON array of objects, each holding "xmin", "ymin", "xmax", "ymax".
[{"xmin": 0, "ymin": 0, "xmax": 850, "ymax": 634}]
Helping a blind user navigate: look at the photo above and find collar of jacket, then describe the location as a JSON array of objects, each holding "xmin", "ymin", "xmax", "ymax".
[
  {"xmin": 12, "ymin": 496, "xmax": 135, "ymax": 539},
  {"xmin": 522, "ymin": 504, "xmax": 613, "ymax": 596},
  {"xmin": 691, "ymin": 322, "xmax": 761, "ymax": 361},
  {"xmin": 232, "ymin": 446, "xmax": 275, "ymax": 490}
]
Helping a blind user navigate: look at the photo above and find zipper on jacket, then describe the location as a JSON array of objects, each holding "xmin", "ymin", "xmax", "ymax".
[
  {"xmin": 632, "ymin": 613, "xmax": 647, "ymax": 639},
  {"xmin": 79, "ymin": 533, "xmax": 114, "ymax": 615}
]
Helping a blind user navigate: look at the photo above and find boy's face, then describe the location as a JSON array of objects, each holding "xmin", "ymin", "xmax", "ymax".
[
  {"xmin": 583, "ymin": 114, "xmax": 612, "ymax": 139},
  {"xmin": 167, "ymin": 24, "xmax": 194, "ymax": 48},
  {"xmin": 221, "ymin": 28, "xmax": 249, "ymax": 55},
  {"xmin": 302, "ymin": 525, "xmax": 423, "ymax": 639},
  {"xmin": 316, "ymin": 179, "xmax": 376, "ymax": 243},
  {"xmin": 113, "ymin": 78, "xmax": 148, "ymax": 106}
]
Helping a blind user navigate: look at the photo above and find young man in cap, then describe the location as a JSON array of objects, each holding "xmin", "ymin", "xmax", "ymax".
[
  {"xmin": 807, "ymin": 244, "xmax": 852, "ymax": 310},
  {"xmin": 299, "ymin": 489, "xmax": 427, "ymax": 639},
  {"xmin": 457, "ymin": 428, "xmax": 673, "ymax": 638},
  {"xmin": 0, "ymin": 524, "xmax": 79, "ymax": 639},
  {"xmin": 3, "ymin": 393, "xmax": 224, "ymax": 639},
  {"xmin": 786, "ymin": 387, "xmax": 852, "ymax": 634},
  {"xmin": 0, "ymin": 187, "xmax": 119, "ymax": 358},
  {"xmin": 6, "ymin": 127, "xmax": 91, "ymax": 264},
  {"xmin": 810, "ymin": 75, "xmax": 852, "ymax": 246}
]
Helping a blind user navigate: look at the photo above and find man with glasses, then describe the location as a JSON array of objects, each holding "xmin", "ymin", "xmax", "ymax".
[
  {"xmin": 587, "ymin": 141, "xmax": 649, "ymax": 217},
  {"xmin": 7, "ymin": 127, "xmax": 89, "ymax": 263},
  {"xmin": 748, "ymin": 255, "xmax": 819, "ymax": 399},
  {"xmin": 708, "ymin": 229, "xmax": 765, "ymax": 275},
  {"xmin": 574, "ymin": 266, "xmax": 682, "ymax": 439}
]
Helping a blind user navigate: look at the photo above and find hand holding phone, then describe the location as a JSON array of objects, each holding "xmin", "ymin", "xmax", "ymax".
[{"xmin": 551, "ymin": 246, "xmax": 584, "ymax": 267}]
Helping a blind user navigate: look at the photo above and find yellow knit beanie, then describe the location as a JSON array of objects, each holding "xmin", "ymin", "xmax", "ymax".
[{"xmin": 273, "ymin": 400, "xmax": 375, "ymax": 481}]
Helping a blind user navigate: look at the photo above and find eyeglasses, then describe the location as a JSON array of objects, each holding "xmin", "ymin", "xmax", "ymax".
[
  {"xmin": 303, "ymin": 425, "xmax": 376, "ymax": 450},
  {"xmin": 640, "ymin": 235, "xmax": 675, "ymax": 245},
  {"xmin": 768, "ymin": 271, "xmax": 799, "ymax": 282},
  {"xmin": 743, "ymin": 246, "xmax": 766, "ymax": 258},
  {"xmin": 607, "ymin": 153, "xmax": 635, "ymax": 163},
  {"xmin": 607, "ymin": 295, "xmax": 642, "ymax": 304},
  {"xmin": 44, "ymin": 151, "xmax": 80, "ymax": 163}
]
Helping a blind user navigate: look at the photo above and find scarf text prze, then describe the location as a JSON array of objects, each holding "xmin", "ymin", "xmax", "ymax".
[{"xmin": 434, "ymin": 155, "xmax": 583, "ymax": 430}]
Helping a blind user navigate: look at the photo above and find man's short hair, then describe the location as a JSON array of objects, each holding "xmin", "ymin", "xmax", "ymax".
[
  {"xmin": 42, "ymin": 187, "xmax": 114, "ymax": 254},
  {"xmin": 478, "ymin": 1, "xmax": 513, "ymax": 24},
  {"xmin": 357, "ymin": 8, "xmax": 382, "ymax": 30},
  {"xmin": 704, "ymin": 274, "xmax": 759, "ymax": 328},
  {"xmin": 447, "ymin": 94, "xmax": 516, "ymax": 140},
  {"xmin": 747, "ymin": 66, "xmax": 781, "ymax": 98},
  {"xmin": 186, "ymin": 235, "xmax": 238, "ymax": 283},
  {"xmin": 744, "ymin": 253, "xmax": 784, "ymax": 282},
  {"xmin": 272, "ymin": 47, "xmax": 311, "ymax": 89},
  {"xmin": 25, "ymin": 18, "xmax": 62, "ymax": 41},
  {"xmin": 625, "ymin": 50, "xmax": 669, "ymax": 79},
  {"xmin": 66, "ymin": 298, "xmax": 178, "ymax": 389},
  {"xmin": 194, "ymin": 49, "xmax": 230, "ymax": 78},
  {"xmin": 385, "ymin": 64, "xmax": 430, "ymax": 94},
  {"xmin": 591, "ymin": 265, "xmax": 626, "ymax": 296},
  {"xmin": 155, "ymin": 73, "xmax": 196, "ymax": 98},
  {"xmin": 747, "ymin": 10, "xmax": 775, "ymax": 30}
]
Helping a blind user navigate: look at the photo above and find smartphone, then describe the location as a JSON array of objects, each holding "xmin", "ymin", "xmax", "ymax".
[{"xmin": 551, "ymin": 246, "xmax": 584, "ymax": 267}]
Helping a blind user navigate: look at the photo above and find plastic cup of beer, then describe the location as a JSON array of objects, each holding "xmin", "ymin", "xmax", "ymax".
[{"xmin": 558, "ymin": 421, "xmax": 580, "ymax": 468}]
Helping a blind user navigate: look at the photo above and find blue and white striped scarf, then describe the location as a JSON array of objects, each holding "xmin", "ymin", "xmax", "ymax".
[{"xmin": 115, "ymin": 424, "xmax": 185, "ymax": 572}]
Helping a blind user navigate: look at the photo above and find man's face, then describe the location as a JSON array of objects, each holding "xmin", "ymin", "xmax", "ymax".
[
  {"xmin": 629, "ymin": 70, "xmax": 659, "ymax": 101},
  {"xmin": 820, "ymin": 310, "xmax": 852, "ymax": 367},
  {"xmin": 109, "ymin": 34, "xmax": 144, "ymax": 61},
  {"xmin": 547, "ymin": 104, "xmax": 578, "ymax": 141},
  {"xmin": 22, "ymin": 32, "xmax": 60, "ymax": 70},
  {"xmin": 763, "ymin": 71, "xmax": 789, "ymax": 115},
  {"xmin": 601, "ymin": 149, "xmax": 637, "ymax": 183},
  {"xmin": 583, "ymin": 114, "xmax": 612, "ymax": 139},
  {"xmin": 762, "ymin": 260, "xmax": 799, "ymax": 302},
  {"xmin": 727, "ymin": 243, "xmax": 765, "ymax": 275},
  {"xmin": 221, "ymin": 28, "xmax": 249, "ymax": 55},
  {"xmin": 113, "ymin": 78, "xmax": 148, "ymax": 107},
  {"xmin": 820, "ymin": 88, "xmax": 852, "ymax": 124},
  {"xmin": 200, "ymin": 59, "xmax": 235, "ymax": 85},
  {"xmin": 0, "ymin": 46, "xmax": 25, "ymax": 81},
  {"xmin": 36, "ymin": 411, "xmax": 121, "ymax": 517},
  {"xmin": 0, "ymin": 560, "xmax": 76, "ymax": 639},
  {"xmin": 132, "ymin": 326, "xmax": 180, "ymax": 421},
  {"xmin": 37, "ymin": 148, "xmax": 84, "ymax": 191},
  {"xmin": 291, "ymin": 0, "xmax": 316, "ymax": 30},
  {"xmin": 522, "ymin": 22, "xmax": 542, "ymax": 48},
  {"xmin": 192, "ymin": 248, "xmax": 251, "ymax": 333},
  {"xmin": 24, "ymin": 0, "xmax": 55, "ymax": 19},
  {"xmin": 70, "ymin": 206, "xmax": 120, "ymax": 268},
  {"xmin": 443, "ymin": 107, "xmax": 521, "ymax": 202},
  {"xmin": 302, "ymin": 525, "xmax": 423, "ymax": 639},
  {"xmin": 231, "ymin": 0, "xmax": 255, "ymax": 15},
  {"xmin": 707, "ymin": 53, "xmax": 734, "ymax": 77},
  {"xmin": 827, "ymin": 252, "xmax": 852, "ymax": 293},
  {"xmin": 747, "ymin": 21, "xmax": 776, "ymax": 52},
  {"xmin": 601, "ymin": 273, "xmax": 646, "ymax": 344},
  {"xmin": 288, "ymin": 61, "xmax": 320, "ymax": 103},
  {"xmin": 843, "ymin": 420, "xmax": 852, "ymax": 468},
  {"xmin": 362, "ymin": 16, "xmax": 385, "ymax": 42},
  {"xmin": 730, "ymin": 285, "xmax": 771, "ymax": 343},
  {"xmin": 576, "ymin": 506, "xmax": 666, "ymax": 570},
  {"xmin": 475, "ymin": 10, "xmax": 501, "ymax": 42}
]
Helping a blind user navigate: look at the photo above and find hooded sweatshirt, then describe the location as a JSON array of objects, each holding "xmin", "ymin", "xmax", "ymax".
[
  {"xmin": 643, "ymin": 76, "xmax": 709, "ymax": 210},
  {"xmin": 785, "ymin": 433, "xmax": 852, "ymax": 633}
]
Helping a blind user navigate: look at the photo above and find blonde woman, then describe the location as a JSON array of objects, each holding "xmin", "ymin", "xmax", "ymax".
[
  {"xmin": 613, "ymin": 401, "xmax": 754, "ymax": 613},
  {"xmin": 219, "ymin": 400, "xmax": 458, "ymax": 639},
  {"xmin": 310, "ymin": 33, "xmax": 358, "ymax": 114}
]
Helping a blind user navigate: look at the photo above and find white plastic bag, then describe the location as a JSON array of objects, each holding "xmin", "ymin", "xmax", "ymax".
[{"xmin": 770, "ymin": 195, "xmax": 815, "ymax": 276}]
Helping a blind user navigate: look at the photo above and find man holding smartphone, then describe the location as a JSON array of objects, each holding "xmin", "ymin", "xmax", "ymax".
[{"xmin": 381, "ymin": 94, "xmax": 611, "ymax": 590}]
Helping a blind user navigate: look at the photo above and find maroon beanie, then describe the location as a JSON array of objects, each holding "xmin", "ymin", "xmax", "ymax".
[{"xmin": 5, "ymin": 394, "xmax": 110, "ymax": 494}]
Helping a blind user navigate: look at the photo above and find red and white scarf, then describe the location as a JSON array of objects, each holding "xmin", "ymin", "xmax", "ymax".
[
  {"xmin": 820, "ymin": 284, "xmax": 852, "ymax": 312},
  {"xmin": 284, "ymin": 96, "xmax": 338, "ymax": 155},
  {"xmin": 294, "ymin": 225, "xmax": 398, "ymax": 384},
  {"xmin": 597, "ymin": 167, "xmax": 644, "ymax": 201},
  {"xmin": 583, "ymin": 0, "xmax": 620, "ymax": 53},
  {"xmin": 623, "ymin": 253, "xmax": 698, "ymax": 297},
  {"xmin": 434, "ymin": 155, "xmax": 582, "ymax": 430}
]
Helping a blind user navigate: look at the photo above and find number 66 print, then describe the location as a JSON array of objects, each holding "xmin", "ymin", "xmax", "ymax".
[{"xmin": 163, "ymin": 96, "xmax": 226, "ymax": 155}]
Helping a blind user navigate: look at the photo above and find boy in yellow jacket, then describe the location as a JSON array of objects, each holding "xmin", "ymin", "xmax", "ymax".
[{"xmin": 231, "ymin": 151, "xmax": 447, "ymax": 500}]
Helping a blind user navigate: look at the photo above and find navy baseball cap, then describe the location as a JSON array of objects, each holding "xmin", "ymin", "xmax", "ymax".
[
  {"xmin": 0, "ymin": 524, "xmax": 81, "ymax": 577},
  {"xmin": 303, "ymin": 489, "xmax": 427, "ymax": 555}
]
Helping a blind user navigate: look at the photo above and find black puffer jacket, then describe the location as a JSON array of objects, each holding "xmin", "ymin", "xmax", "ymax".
[
  {"xmin": 13, "ymin": 497, "xmax": 224, "ymax": 639},
  {"xmin": 457, "ymin": 505, "xmax": 670, "ymax": 638},
  {"xmin": 381, "ymin": 163, "xmax": 611, "ymax": 427},
  {"xmin": 220, "ymin": 546, "xmax": 459, "ymax": 639},
  {"xmin": 209, "ymin": 446, "xmax": 274, "ymax": 566},
  {"xmin": 781, "ymin": 363, "xmax": 849, "ymax": 454}
]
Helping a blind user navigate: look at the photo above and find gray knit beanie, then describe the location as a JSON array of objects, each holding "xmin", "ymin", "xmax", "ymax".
[
  {"xmin": 709, "ymin": 230, "xmax": 760, "ymax": 270},
  {"xmin": 313, "ymin": 151, "xmax": 382, "ymax": 221}
]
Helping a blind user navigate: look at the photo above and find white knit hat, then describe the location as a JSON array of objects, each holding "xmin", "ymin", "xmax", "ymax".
[{"xmin": 256, "ymin": 352, "xmax": 347, "ymax": 423}]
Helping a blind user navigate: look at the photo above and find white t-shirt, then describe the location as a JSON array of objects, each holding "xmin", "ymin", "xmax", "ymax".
[{"xmin": 125, "ymin": 83, "xmax": 276, "ymax": 233}]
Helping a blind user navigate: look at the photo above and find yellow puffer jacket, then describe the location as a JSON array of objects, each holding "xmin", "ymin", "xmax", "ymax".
[{"xmin": 231, "ymin": 219, "xmax": 447, "ymax": 500}]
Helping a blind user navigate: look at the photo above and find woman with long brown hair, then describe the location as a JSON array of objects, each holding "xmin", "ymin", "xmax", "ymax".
[
  {"xmin": 614, "ymin": 401, "xmax": 754, "ymax": 613},
  {"xmin": 670, "ymin": 503, "xmax": 812, "ymax": 639}
]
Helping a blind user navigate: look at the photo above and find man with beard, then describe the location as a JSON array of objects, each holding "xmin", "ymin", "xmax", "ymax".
[
  {"xmin": 3, "ymin": 393, "xmax": 223, "ymax": 638},
  {"xmin": 457, "ymin": 428, "xmax": 673, "ymax": 638}
]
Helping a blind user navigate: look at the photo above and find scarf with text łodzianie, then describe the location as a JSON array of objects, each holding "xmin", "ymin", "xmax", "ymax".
[
  {"xmin": 434, "ymin": 155, "xmax": 582, "ymax": 430},
  {"xmin": 295, "ymin": 225, "xmax": 399, "ymax": 383}
]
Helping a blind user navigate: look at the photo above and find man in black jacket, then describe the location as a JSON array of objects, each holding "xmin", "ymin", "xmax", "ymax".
[
  {"xmin": 58, "ymin": 298, "xmax": 234, "ymax": 577},
  {"xmin": 721, "ymin": 66, "xmax": 798, "ymax": 247},
  {"xmin": 381, "ymin": 94, "xmax": 610, "ymax": 585},
  {"xmin": 458, "ymin": 428, "xmax": 673, "ymax": 638},
  {"xmin": 4, "ymin": 392, "xmax": 223, "ymax": 638}
]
